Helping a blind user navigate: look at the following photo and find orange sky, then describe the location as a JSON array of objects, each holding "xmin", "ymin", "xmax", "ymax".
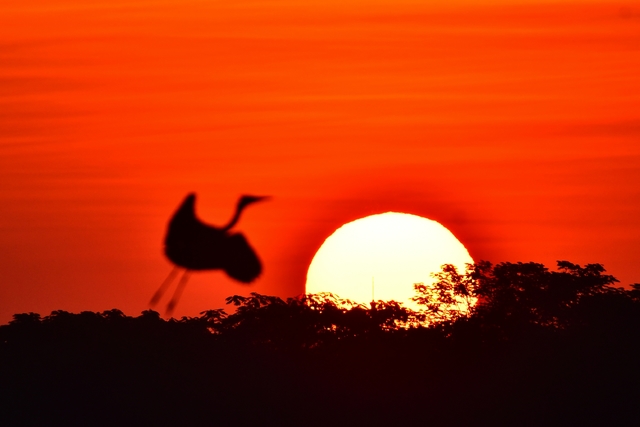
[{"xmin": 1, "ymin": 0, "xmax": 639, "ymax": 322}]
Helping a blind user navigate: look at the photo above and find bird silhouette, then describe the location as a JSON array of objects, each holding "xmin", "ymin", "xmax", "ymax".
[{"xmin": 150, "ymin": 193, "xmax": 268, "ymax": 315}]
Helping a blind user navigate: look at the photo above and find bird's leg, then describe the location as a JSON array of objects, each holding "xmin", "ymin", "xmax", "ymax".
[
  {"xmin": 150, "ymin": 266, "xmax": 180, "ymax": 307},
  {"xmin": 166, "ymin": 270, "xmax": 191, "ymax": 316}
]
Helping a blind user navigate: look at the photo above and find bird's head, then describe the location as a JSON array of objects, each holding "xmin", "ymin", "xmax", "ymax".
[{"xmin": 238, "ymin": 195, "xmax": 270, "ymax": 211}]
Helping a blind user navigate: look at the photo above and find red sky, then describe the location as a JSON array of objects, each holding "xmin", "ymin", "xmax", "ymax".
[{"xmin": 1, "ymin": 0, "xmax": 639, "ymax": 323}]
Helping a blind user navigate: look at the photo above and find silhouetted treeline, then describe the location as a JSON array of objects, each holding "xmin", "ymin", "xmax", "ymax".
[{"xmin": 1, "ymin": 261, "xmax": 639, "ymax": 427}]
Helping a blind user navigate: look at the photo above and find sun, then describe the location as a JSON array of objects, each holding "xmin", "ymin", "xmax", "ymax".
[{"xmin": 305, "ymin": 212, "xmax": 473, "ymax": 311}]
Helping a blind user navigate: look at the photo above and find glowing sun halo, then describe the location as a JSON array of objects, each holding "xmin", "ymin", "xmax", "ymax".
[{"xmin": 305, "ymin": 212, "xmax": 474, "ymax": 311}]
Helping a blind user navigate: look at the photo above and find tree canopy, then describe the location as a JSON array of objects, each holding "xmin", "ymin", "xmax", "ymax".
[{"xmin": 1, "ymin": 261, "xmax": 639, "ymax": 427}]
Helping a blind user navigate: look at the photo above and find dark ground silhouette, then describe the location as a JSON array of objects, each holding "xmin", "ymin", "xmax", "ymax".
[{"xmin": 1, "ymin": 261, "xmax": 639, "ymax": 427}]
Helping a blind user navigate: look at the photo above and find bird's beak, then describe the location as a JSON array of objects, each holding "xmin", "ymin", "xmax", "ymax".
[{"xmin": 240, "ymin": 195, "xmax": 271, "ymax": 206}]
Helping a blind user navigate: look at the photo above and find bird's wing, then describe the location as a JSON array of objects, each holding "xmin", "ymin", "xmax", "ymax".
[
  {"xmin": 165, "ymin": 193, "xmax": 229, "ymax": 269},
  {"xmin": 222, "ymin": 233, "xmax": 262, "ymax": 283}
]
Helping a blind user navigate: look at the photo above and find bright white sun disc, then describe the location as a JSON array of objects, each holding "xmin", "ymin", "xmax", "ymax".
[{"xmin": 305, "ymin": 212, "xmax": 473, "ymax": 310}]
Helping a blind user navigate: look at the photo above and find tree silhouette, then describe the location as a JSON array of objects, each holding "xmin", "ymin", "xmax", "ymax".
[
  {"xmin": 410, "ymin": 260, "xmax": 633, "ymax": 338},
  {"xmin": 472, "ymin": 261, "xmax": 624, "ymax": 337},
  {"xmin": 412, "ymin": 262, "xmax": 477, "ymax": 324},
  {"xmin": 1, "ymin": 260, "xmax": 640, "ymax": 427}
]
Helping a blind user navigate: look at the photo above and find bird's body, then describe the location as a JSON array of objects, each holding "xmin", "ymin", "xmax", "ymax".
[
  {"xmin": 151, "ymin": 193, "xmax": 267, "ymax": 314},
  {"xmin": 164, "ymin": 194, "xmax": 262, "ymax": 281}
]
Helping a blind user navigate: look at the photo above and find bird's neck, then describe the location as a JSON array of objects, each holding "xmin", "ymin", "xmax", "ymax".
[{"xmin": 221, "ymin": 204, "xmax": 244, "ymax": 231}]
